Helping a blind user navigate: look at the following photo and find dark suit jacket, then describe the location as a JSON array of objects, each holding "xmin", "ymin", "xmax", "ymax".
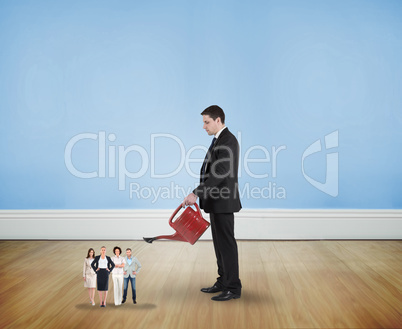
[
  {"xmin": 91, "ymin": 255, "xmax": 115, "ymax": 272},
  {"xmin": 193, "ymin": 127, "xmax": 242, "ymax": 213}
]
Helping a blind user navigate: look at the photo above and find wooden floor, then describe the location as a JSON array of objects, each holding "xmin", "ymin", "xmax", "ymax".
[{"xmin": 0, "ymin": 240, "xmax": 400, "ymax": 329}]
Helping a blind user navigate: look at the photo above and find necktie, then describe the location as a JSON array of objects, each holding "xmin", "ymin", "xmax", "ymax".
[{"xmin": 201, "ymin": 137, "xmax": 216, "ymax": 182}]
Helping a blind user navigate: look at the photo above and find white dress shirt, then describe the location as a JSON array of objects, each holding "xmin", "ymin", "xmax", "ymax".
[
  {"xmin": 99, "ymin": 256, "xmax": 108, "ymax": 268},
  {"xmin": 215, "ymin": 126, "xmax": 227, "ymax": 139},
  {"xmin": 111, "ymin": 256, "xmax": 125, "ymax": 275}
]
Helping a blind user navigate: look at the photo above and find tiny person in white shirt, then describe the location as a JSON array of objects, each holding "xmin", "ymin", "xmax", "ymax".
[{"xmin": 111, "ymin": 246, "xmax": 125, "ymax": 306}]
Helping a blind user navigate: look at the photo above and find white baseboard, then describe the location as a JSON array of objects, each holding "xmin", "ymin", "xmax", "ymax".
[{"xmin": 0, "ymin": 209, "xmax": 401, "ymax": 240}]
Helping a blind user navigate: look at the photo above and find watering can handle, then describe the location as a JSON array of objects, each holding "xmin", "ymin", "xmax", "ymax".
[{"xmin": 169, "ymin": 203, "xmax": 202, "ymax": 225}]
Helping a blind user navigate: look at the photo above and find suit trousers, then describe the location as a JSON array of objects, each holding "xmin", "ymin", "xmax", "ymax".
[
  {"xmin": 112, "ymin": 274, "xmax": 124, "ymax": 305},
  {"xmin": 210, "ymin": 212, "xmax": 242, "ymax": 295}
]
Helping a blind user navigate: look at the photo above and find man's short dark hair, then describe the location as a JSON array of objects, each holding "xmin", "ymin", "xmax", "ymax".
[
  {"xmin": 126, "ymin": 248, "xmax": 132, "ymax": 251},
  {"xmin": 201, "ymin": 105, "xmax": 225, "ymax": 124}
]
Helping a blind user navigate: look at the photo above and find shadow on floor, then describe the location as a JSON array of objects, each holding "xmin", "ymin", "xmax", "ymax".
[{"xmin": 75, "ymin": 303, "xmax": 157, "ymax": 310}]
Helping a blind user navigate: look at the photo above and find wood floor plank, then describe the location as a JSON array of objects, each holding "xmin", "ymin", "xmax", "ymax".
[
  {"xmin": 0, "ymin": 240, "xmax": 401, "ymax": 329},
  {"xmin": 340, "ymin": 241, "xmax": 402, "ymax": 289},
  {"xmin": 274, "ymin": 241, "xmax": 351, "ymax": 328},
  {"xmin": 260, "ymin": 241, "xmax": 318, "ymax": 328},
  {"xmin": 299, "ymin": 241, "xmax": 384, "ymax": 328},
  {"xmin": 319, "ymin": 241, "xmax": 401, "ymax": 328}
]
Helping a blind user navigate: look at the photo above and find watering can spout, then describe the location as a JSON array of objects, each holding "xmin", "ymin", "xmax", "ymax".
[
  {"xmin": 143, "ymin": 204, "xmax": 210, "ymax": 245},
  {"xmin": 143, "ymin": 237, "xmax": 156, "ymax": 243},
  {"xmin": 143, "ymin": 232, "xmax": 187, "ymax": 243}
]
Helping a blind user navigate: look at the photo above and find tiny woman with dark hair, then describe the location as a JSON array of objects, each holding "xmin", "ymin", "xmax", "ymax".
[
  {"xmin": 83, "ymin": 248, "xmax": 96, "ymax": 305},
  {"xmin": 91, "ymin": 246, "xmax": 115, "ymax": 307},
  {"xmin": 111, "ymin": 246, "xmax": 125, "ymax": 306}
]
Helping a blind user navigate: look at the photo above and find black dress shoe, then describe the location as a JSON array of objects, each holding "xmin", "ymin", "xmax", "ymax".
[
  {"xmin": 133, "ymin": 300, "xmax": 137, "ymax": 304},
  {"xmin": 211, "ymin": 291, "xmax": 241, "ymax": 301},
  {"xmin": 121, "ymin": 299, "xmax": 126, "ymax": 304},
  {"xmin": 201, "ymin": 285, "xmax": 222, "ymax": 293}
]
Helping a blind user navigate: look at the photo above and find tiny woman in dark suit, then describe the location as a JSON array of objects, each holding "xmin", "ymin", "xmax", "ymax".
[{"xmin": 91, "ymin": 246, "xmax": 115, "ymax": 307}]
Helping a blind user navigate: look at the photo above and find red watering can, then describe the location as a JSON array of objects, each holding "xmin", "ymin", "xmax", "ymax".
[{"xmin": 143, "ymin": 203, "xmax": 210, "ymax": 245}]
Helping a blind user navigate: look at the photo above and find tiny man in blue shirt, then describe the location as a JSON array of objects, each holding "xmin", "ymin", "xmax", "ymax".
[{"xmin": 122, "ymin": 247, "xmax": 141, "ymax": 304}]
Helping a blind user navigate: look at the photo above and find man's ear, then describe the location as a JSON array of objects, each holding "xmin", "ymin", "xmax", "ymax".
[{"xmin": 215, "ymin": 117, "xmax": 221, "ymax": 124}]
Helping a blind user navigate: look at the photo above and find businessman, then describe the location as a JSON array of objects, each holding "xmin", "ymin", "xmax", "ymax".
[
  {"xmin": 183, "ymin": 105, "xmax": 242, "ymax": 301},
  {"xmin": 122, "ymin": 248, "xmax": 141, "ymax": 304}
]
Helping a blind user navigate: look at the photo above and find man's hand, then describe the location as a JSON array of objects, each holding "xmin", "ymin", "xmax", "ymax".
[{"xmin": 182, "ymin": 193, "xmax": 198, "ymax": 207}]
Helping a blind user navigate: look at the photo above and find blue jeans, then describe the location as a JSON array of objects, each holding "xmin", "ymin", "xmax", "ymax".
[{"xmin": 123, "ymin": 276, "xmax": 136, "ymax": 301}]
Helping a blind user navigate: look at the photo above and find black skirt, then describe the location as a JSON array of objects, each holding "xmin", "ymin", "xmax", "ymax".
[{"xmin": 97, "ymin": 269, "xmax": 110, "ymax": 291}]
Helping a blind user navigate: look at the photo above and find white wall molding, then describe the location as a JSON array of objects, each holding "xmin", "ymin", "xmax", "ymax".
[{"xmin": 0, "ymin": 209, "xmax": 401, "ymax": 240}]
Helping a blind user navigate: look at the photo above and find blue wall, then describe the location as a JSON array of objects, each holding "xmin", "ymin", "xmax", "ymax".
[{"xmin": 1, "ymin": 0, "xmax": 401, "ymax": 209}]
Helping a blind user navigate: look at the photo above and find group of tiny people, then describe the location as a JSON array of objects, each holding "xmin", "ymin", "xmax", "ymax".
[{"xmin": 83, "ymin": 246, "xmax": 141, "ymax": 307}]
